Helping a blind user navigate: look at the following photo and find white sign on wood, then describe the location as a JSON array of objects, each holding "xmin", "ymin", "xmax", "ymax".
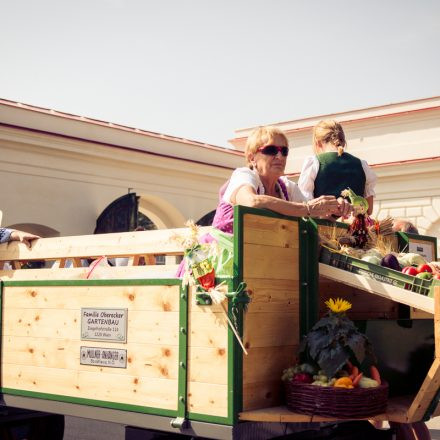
[
  {"xmin": 80, "ymin": 346, "xmax": 127, "ymax": 368},
  {"xmin": 81, "ymin": 308, "xmax": 127, "ymax": 343}
]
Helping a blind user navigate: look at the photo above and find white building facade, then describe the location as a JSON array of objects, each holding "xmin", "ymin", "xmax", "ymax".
[{"xmin": 0, "ymin": 99, "xmax": 244, "ymax": 236}]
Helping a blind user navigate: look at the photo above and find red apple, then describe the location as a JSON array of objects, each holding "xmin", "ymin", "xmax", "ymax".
[
  {"xmin": 402, "ymin": 266, "xmax": 418, "ymax": 276},
  {"xmin": 417, "ymin": 264, "xmax": 433, "ymax": 274}
]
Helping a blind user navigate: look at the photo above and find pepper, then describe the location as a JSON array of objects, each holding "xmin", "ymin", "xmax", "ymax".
[{"xmin": 334, "ymin": 377, "xmax": 354, "ymax": 388}]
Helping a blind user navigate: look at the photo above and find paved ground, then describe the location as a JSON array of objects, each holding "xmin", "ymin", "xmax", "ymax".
[{"xmin": 63, "ymin": 416, "xmax": 440, "ymax": 439}]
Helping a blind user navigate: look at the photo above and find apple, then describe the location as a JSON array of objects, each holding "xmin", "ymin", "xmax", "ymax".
[
  {"xmin": 417, "ymin": 264, "xmax": 433, "ymax": 274},
  {"xmin": 402, "ymin": 266, "xmax": 418, "ymax": 276},
  {"xmin": 433, "ymin": 273, "xmax": 440, "ymax": 280}
]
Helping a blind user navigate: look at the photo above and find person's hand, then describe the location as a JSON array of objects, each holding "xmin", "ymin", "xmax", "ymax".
[
  {"xmin": 9, "ymin": 230, "xmax": 40, "ymax": 248},
  {"xmin": 307, "ymin": 195, "xmax": 340, "ymax": 218},
  {"xmin": 336, "ymin": 197, "xmax": 353, "ymax": 218}
]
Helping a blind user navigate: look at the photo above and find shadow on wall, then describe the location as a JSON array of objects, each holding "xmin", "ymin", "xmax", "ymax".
[{"xmin": 5, "ymin": 223, "xmax": 60, "ymax": 238}]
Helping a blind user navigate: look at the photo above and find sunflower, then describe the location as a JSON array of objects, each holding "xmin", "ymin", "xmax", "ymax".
[{"xmin": 325, "ymin": 297, "xmax": 352, "ymax": 313}]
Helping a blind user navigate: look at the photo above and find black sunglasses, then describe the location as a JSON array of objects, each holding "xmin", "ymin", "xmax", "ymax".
[{"xmin": 257, "ymin": 145, "xmax": 289, "ymax": 157}]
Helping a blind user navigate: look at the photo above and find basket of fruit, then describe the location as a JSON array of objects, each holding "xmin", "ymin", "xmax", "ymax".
[{"xmin": 282, "ymin": 298, "xmax": 388, "ymax": 418}]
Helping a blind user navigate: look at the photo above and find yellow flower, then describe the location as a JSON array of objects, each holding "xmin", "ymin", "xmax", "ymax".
[{"xmin": 325, "ymin": 297, "xmax": 352, "ymax": 313}]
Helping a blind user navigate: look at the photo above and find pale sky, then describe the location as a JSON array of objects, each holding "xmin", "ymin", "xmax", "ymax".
[{"xmin": 1, "ymin": 0, "xmax": 439, "ymax": 147}]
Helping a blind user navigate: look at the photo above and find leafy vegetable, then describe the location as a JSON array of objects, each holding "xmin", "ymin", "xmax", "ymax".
[{"xmin": 299, "ymin": 298, "xmax": 376, "ymax": 379}]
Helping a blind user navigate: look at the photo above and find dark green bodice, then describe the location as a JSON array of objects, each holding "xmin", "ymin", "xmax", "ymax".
[{"xmin": 313, "ymin": 152, "xmax": 366, "ymax": 199}]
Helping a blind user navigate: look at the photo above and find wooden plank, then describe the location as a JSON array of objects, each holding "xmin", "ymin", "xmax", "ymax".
[
  {"xmin": 187, "ymin": 382, "xmax": 228, "ymax": 417},
  {"xmin": 319, "ymin": 279, "xmax": 399, "ymax": 320},
  {"xmin": 403, "ymin": 287, "xmax": 440, "ymax": 420},
  {"xmin": 242, "ymin": 380, "xmax": 283, "ymax": 411},
  {"xmin": 2, "ymin": 364, "xmax": 178, "ymax": 410},
  {"xmin": 245, "ymin": 278, "xmax": 299, "ymax": 314},
  {"xmin": 187, "ymin": 347, "xmax": 228, "ymax": 385},
  {"xmin": 407, "ymin": 289, "xmax": 440, "ymax": 422},
  {"xmin": 187, "ymin": 310, "xmax": 228, "ymax": 348},
  {"xmin": 2, "ymin": 308, "xmax": 179, "ymax": 345},
  {"xmin": 319, "ymin": 263, "xmax": 434, "ymax": 314},
  {"xmin": 243, "ymin": 312, "xmax": 299, "ymax": 349},
  {"xmin": 243, "ymin": 345, "xmax": 297, "ymax": 385},
  {"xmin": 239, "ymin": 396, "xmax": 413, "ymax": 423},
  {"xmin": 0, "ymin": 227, "xmax": 210, "ymax": 262},
  {"xmin": 243, "ymin": 244, "xmax": 298, "ymax": 280},
  {"xmin": 410, "ymin": 308, "xmax": 433, "ymax": 319},
  {"xmin": 2, "ymin": 285, "xmax": 180, "ymax": 312},
  {"xmin": 0, "ymin": 265, "xmax": 180, "ymax": 281},
  {"xmin": 407, "ymin": 357, "xmax": 440, "ymax": 422},
  {"xmin": 2, "ymin": 336, "xmax": 179, "ymax": 379},
  {"xmin": 243, "ymin": 214, "xmax": 299, "ymax": 248}
]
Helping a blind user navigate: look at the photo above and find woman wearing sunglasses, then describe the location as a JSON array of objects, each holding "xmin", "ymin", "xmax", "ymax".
[{"xmin": 211, "ymin": 126, "xmax": 350, "ymax": 234}]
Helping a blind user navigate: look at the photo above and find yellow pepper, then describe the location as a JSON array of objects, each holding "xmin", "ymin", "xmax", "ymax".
[{"xmin": 334, "ymin": 377, "xmax": 354, "ymax": 388}]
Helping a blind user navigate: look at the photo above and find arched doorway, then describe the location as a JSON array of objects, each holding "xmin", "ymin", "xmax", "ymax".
[{"xmin": 196, "ymin": 210, "xmax": 216, "ymax": 226}]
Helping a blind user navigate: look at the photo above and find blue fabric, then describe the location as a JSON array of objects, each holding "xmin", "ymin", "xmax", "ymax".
[{"xmin": 0, "ymin": 228, "xmax": 12, "ymax": 244}]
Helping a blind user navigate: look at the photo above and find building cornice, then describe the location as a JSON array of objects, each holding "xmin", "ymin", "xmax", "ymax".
[{"xmin": 230, "ymin": 96, "xmax": 440, "ymax": 149}]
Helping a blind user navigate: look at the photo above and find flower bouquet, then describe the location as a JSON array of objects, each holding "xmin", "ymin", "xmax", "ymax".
[{"xmin": 283, "ymin": 298, "xmax": 388, "ymax": 418}]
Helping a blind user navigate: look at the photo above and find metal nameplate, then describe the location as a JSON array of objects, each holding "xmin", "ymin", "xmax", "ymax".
[
  {"xmin": 81, "ymin": 308, "xmax": 127, "ymax": 343},
  {"xmin": 80, "ymin": 346, "xmax": 127, "ymax": 368}
]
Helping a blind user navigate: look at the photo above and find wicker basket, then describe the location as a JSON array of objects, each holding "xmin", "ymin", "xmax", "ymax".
[{"xmin": 285, "ymin": 380, "xmax": 388, "ymax": 418}]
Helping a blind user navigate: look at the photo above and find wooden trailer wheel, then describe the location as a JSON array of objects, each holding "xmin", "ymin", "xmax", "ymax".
[{"xmin": 390, "ymin": 421, "xmax": 431, "ymax": 440}]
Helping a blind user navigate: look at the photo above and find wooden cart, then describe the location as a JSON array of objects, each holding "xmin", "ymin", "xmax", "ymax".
[{"xmin": 0, "ymin": 206, "xmax": 439, "ymax": 439}]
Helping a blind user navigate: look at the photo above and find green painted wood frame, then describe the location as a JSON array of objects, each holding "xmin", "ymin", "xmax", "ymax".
[
  {"xmin": 0, "ymin": 278, "xmax": 185, "ymax": 419},
  {"xmin": 231, "ymin": 205, "xmax": 315, "ymax": 419}
]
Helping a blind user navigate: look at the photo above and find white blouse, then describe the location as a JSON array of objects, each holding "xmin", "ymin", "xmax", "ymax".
[
  {"xmin": 223, "ymin": 167, "xmax": 306, "ymax": 204},
  {"xmin": 298, "ymin": 156, "xmax": 377, "ymax": 201}
]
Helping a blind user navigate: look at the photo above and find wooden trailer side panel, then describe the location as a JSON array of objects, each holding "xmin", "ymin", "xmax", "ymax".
[
  {"xmin": 187, "ymin": 286, "xmax": 229, "ymax": 418},
  {"xmin": 241, "ymin": 213, "xmax": 300, "ymax": 411},
  {"xmin": 1, "ymin": 284, "xmax": 181, "ymax": 412}
]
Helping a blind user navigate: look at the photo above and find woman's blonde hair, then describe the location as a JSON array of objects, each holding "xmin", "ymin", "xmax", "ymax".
[
  {"xmin": 313, "ymin": 119, "xmax": 347, "ymax": 156},
  {"xmin": 245, "ymin": 126, "xmax": 289, "ymax": 169}
]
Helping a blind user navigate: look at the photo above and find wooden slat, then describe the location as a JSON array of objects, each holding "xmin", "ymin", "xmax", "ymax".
[
  {"xmin": 243, "ymin": 244, "xmax": 298, "ymax": 280},
  {"xmin": 407, "ymin": 358, "xmax": 440, "ymax": 422},
  {"xmin": 0, "ymin": 227, "xmax": 210, "ymax": 262},
  {"xmin": 242, "ymin": 380, "xmax": 282, "ymax": 411},
  {"xmin": 2, "ymin": 336, "xmax": 179, "ymax": 379},
  {"xmin": 2, "ymin": 308, "xmax": 179, "ymax": 345},
  {"xmin": 239, "ymin": 396, "xmax": 413, "ymax": 423},
  {"xmin": 2, "ymin": 285, "xmax": 180, "ymax": 311},
  {"xmin": 187, "ymin": 382, "xmax": 228, "ymax": 417},
  {"xmin": 243, "ymin": 312, "xmax": 299, "ymax": 349},
  {"xmin": 319, "ymin": 263, "xmax": 434, "ymax": 314},
  {"xmin": 406, "ymin": 288, "xmax": 440, "ymax": 422},
  {"xmin": 0, "ymin": 265, "xmax": 179, "ymax": 281},
  {"xmin": 187, "ymin": 347, "xmax": 228, "ymax": 385},
  {"xmin": 243, "ymin": 214, "xmax": 299, "ymax": 248},
  {"xmin": 2, "ymin": 364, "xmax": 178, "ymax": 410},
  {"xmin": 319, "ymin": 279, "xmax": 399, "ymax": 320},
  {"xmin": 245, "ymin": 278, "xmax": 299, "ymax": 314},
  {"xmin": 243, "ymin": 345, "xmax": 297, "ymax": 385}
]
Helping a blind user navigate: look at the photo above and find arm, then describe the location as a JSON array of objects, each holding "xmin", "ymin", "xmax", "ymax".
[
  {"xmin": 361, "ymin": 160, "xmax": 376, "ymax": 216},
  {"xmin": 366, "ymin": 196, "xmax": 374, "ymax": 216},
  {"xmin": 298, "ymin": 156, "xmax": 319, "ymax": 201},
  {"xmin": 234, "ymin": 185, "xmax": 342, "ymax": 218},
  {"xmin": 8, "ymin": 230, "xmax": 40, "ymax": 248},
  {"xmin": 0, "ymin": 228, "xmax": 12, "ymax": 244}
]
